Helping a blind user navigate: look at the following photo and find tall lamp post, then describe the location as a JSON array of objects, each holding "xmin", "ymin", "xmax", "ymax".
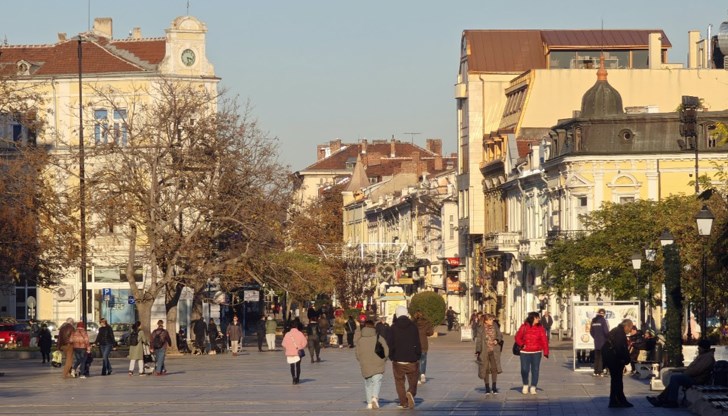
[
  {"xmin": 77, "ymin": 36, "xmax": 88, "ymax": 326},
  {"xmin": 631, "ymin": 252, "xmax": 643, "ymax": 327},
  {"xmin": 695, "ymin": 205, "xmax": 715, "ymax": 340}
]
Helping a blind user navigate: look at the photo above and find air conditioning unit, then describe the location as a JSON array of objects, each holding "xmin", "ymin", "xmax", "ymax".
[
  {"xmin": 56, "ymin": 285, "xmax": 75, "ymax": 302},
  {"xmin": 431, "ymin": 264, "xmax": 442, "ymax": 275}
]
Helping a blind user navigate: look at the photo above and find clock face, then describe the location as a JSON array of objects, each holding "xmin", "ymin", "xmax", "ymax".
[{"xmin": 181, "ymin": 49, "xmax": 196, "ymax": 67}]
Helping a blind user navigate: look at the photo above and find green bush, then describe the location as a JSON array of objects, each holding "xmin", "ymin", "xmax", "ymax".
[
  {"xmin": 409, "ymin": 291, "xmax": 446, "ymax": 328},
  {"xmin": 344, "ymin": 308, "xmax": 361, "ymax": 321}
]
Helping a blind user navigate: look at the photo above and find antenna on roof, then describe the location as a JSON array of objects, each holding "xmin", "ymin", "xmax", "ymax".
[
  {"xmin": 187, "ymin": 0, "xmax": 191, "ymax": 15},
  {"xmin": 87, "ymin": 0, "xmax": 91, "ymax": 32},
  {"xmin": 2, "ymin": 35, "xmax": 7, "ymax": 46},
  {"xmin": 403, "ymin": 132, "xmax": 421, "ymax": 144}
]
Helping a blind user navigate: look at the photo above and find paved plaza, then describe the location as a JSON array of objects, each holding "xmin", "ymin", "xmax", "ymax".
[{"xmin": 0, "ymin": 327, "xmax": 689, "ymax": 415}]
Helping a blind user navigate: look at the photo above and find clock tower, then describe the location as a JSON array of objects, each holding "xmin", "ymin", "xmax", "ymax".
[{"xmin": 159, "ymin": 16, "xmax": 215, "ymax": 77}]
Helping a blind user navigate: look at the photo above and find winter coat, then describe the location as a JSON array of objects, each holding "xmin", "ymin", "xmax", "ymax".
[
  {"xmin": 38, "ymin": 328, "xmax": 53, "ymax": 351},
  {"xmin": 385, "ymin": 315, "xmax": 421, "ymax": 363},
  {"xmin": 345, "ymin": 318, "xmax": 357, "ymax": 334},
  {"xmin": 95, "ymin": 325, "xmax": 116, "ymax": 347},
  {"xmin": 151, "ymin": 328, "xmax": 172, "ymax": 350},
  {"xmin": 475, "ymin": 323, "xmax": 503, "ymax": 377},
  {"xmin": 226, "ymin": 322, "xmax": 243, "ymax": 341},
  {"xmin": 355, "ymin": 326, "xmax": 389, "ymax": 378},
  {"xmin": 128, "ymin": 329, "xmax": 148, "ymax": 361},
  {"xmin": 281, "ymin": 328, "xmax": 307, "ymax": 357},
  {"xmin": 256, "ymin": 319, "xmax": 266, "ymax": 336},
  {"xmin": 542, "ymin": 314, "xmax": 554, "ymax": 331},
  {"xmin": 333, "ymin": 317, "xmax": 346, "ymax": 335},
  {"xmin": 590, "ymin": 314, "xmax": 610, "ymax": 349},
  {"xmin": 515, "ymin": 322, "xmax": 549, "ymax": 356},
  {"xmin": 603, "ymin": 325, "xmax": 630, "ymax": 367},
  {"xmin": 57, "ymin": 322, "xmax": 75, "ymax": 349},
  {"xmin": 265, "ymin": 319, "xmax": 278, "ymax": 334},
  {"xmin": 208, "ymin": 323, "xmax": 219, "ymax": 340},
  {"xmin": 414, "ymin": 316, "xmax": 434, "ymax": 353},
  {"xmin": 71, "ymin": 328, "xmax": 90, "ymax": 350},
  {"xmin": 685, "ymin": 347, "xmax": 716, "ymax": 385}
]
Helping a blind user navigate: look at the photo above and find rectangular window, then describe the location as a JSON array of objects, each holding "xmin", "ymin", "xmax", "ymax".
[
  {"xmin": 632, "ymin": 50, "xmax": 649, "ymax": 69},
  {"xmin": 94, "ymin": 109, "xmax": 108, "ymax": 144},
  {"xmin": 94, "ymin": 267, "xmax": 120, "ymax": 283},
  {"xmin": 113, "ymin": 109, "xmax": 127, "ymax": 146},
  {"xmin": 619, "ymin": 196, "xmax": 635, "ymax": 204},
  {"xmin": 579, "ymin": 197, "xmax": 588, "ymax": 207}
]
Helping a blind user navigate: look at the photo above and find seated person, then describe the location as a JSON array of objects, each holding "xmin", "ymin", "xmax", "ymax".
[
  {"xmin": 176, "ymin": 329, "xmax": 191, "ymax": 354},
  {"xmin": 627, "ymin": 327, "xmax": 643, "ymax": 373},
  {"xmin": 646, "ymin": 339, "xmax": 715, "ymax": 408}
]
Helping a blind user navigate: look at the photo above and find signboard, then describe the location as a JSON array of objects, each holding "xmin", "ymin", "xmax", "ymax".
[
  {"xmin": 445, "ymin": 257, "xmax": 461, "ymax": 267},
  {"xmin": 571, "ymin": 301, "xmax": 640, "ymax": 371},
  {"xmin": 446, "ymin": 277, "xmax": 460, "ymax": 293},
  {"xmin": 102, "ymin": 288, "xmax": 112, "ymax": 296},
  {"xmin": 128, "ymin": 296, "xmax": 135, "ymax": 305},
  {"xmin": 243, "ymin": 290, "xmax": 259, "ymax": 302}
]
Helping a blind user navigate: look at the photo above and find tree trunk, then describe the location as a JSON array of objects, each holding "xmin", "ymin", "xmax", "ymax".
[
  {"xmin": 165, "ymin": 282, "xmax": 184, "ymax": 352},
  {"xmin": 136, "ymin": 300, "xmax": 153, "ymax": 340}
]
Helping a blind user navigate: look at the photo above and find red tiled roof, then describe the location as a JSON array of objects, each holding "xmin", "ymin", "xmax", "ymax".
[
  {"xmin": 463, "ymin": 29, "xmax": 671, "ymax": 73},
  {"xmin": 304, "ymin": 141, "xmax": 437, "ymax": 171},
  {"xmin": 0, "ymin": 36, "xmax": 165, "ymax": 76}
]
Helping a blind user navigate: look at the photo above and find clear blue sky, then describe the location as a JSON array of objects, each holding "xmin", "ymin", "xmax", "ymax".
[{"xmin": 2, "ymin": 1, "xmax": 727, "ymax": 170}]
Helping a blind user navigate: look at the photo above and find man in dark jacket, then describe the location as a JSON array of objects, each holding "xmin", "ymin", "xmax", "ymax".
[
  {"xmin": 589, "ymin": 308, "xmax": 610, "ymax": 376},
  {"xmin": 647, "ymin": 339, "xmax": 716, "ymax": 408},
  {"xmin": 192, "ymin": 317, "xmax": 207, "ymax": 355},
  {"xmin": 57, "ymin": 318, "xmax": 76, "ymax": 378},
  {"xmin": 386, "ymin": 306, "xmax": 422, "ymax": 409},
  {"xmin": 94, "ymin": 318, "xmax": 117, "ymax": 375},
  {"xmin": 603, "ymin": 319, "xmax": 634, "ymax": 408}
]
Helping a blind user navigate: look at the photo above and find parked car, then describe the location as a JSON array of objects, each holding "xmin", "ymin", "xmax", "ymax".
[
  {"xmin": 0, "ymin": 323, "xmax": 31, "ymax": 348},
  {"xmin": 111, "ymin": 323, "xmax": 132, "ymax": 345}
]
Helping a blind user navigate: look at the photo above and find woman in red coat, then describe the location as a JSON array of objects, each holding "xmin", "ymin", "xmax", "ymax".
[{"xmin": 514, "ymin": 312, "xmax": 549, "ymax": 395}]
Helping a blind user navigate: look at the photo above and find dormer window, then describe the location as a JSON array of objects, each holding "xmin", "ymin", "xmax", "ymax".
[{"xmin": 17, "ymin": 61, "xmax": 31, "ymax": 76}]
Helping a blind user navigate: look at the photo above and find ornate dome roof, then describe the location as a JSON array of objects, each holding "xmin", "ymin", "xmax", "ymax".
[{"xmin": 580, "ymin": 55, "xmax": 623, "ymax": 117}]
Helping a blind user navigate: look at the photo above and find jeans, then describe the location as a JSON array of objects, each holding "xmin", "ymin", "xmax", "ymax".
[
  {"xmin": 364, "ymin": 373, "xmax": 384, "ymax": 403},
  {"xmin": 520, "ymin": 352, "xmax": 542, "ymax": 386},
  {"xmin": 72, "ymin": 348, "xmax": 86, "ymax": 372},
  {"xmin": 100, "ymin": 344, "xmax": 113, "ymax": 374},
  {"xmin": 419, "ymin": 352, "xmax": 428, "ymax": 375},
  {"xmin": 661, "ymin": 373, "xmax": 694, "ymax": 404},
  {"xmin": 154, "ymin": 348, "xmax": 166, "ymax": 373}
]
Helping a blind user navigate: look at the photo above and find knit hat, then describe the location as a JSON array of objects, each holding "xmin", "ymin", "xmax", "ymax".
[
  {"xmin": 395, "ymin": 305, "xmax": 409, "ymax": 318},
  {"xmin": 76, "ymin": 322, "xmax": 85, "ymax": 329}
]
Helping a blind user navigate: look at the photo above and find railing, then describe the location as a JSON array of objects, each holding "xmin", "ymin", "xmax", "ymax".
[{"xmin": 483, "ymin": 232, "xmax": 520, "ymax": 252}]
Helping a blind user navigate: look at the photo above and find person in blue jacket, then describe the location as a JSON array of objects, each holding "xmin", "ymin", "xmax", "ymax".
[{"xmin": 589, "ymin": 308, "xmax": 610, "ymax": 377}]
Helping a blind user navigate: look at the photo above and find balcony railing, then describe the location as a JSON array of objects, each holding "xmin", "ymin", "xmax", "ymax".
[{"xmin": 483, "ymin": 232, "xmax": 520, "ymax": 253}]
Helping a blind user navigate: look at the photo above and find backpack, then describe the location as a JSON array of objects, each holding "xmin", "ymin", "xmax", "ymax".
[
  {"xmin": 128, "ymin": 330, "xmax": 139, "ymax": 346},
  {"xmin": 152, "ymin": 330, "xmax": 166, "ymax": 349}
]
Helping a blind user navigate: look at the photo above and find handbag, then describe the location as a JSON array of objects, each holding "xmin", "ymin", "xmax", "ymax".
[
  {"xmin": 512, "ymin": 342, "xmax": 521, "ymax": 356},
  {"xmin": 298, "ymin": 348, "xmax": 306, "ymax": 358},
  {"xmin": 374, "ymin": 334, "xmax": 386, "ymax": 359}
]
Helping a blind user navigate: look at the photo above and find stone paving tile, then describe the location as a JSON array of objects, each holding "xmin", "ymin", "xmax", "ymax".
[{"xmin": 0, "ymin": 328, "xmax": 692, "ymax": 415}]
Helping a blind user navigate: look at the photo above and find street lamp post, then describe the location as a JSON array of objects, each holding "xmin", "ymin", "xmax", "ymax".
[
  {"xmin": 644, "ymin": 247, "xmax": 657, "ymax": 329},
  {"xmin": 695, "ymin": 205, "xmax": 715, "ymax": 340},
  {"xmin": 631, "ymin": 252, "xmax": 643, "ymax": 327}
]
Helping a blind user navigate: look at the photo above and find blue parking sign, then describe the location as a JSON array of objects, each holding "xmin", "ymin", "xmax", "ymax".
[
  {"xmin": 128, "ymin": 296, "xmax": 135, "ymax": 305},
  {"xmin": 102, "ymin": 288, "xmax": 112, "ymax": 296}
]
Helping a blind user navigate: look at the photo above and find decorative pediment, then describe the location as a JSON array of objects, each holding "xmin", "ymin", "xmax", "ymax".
[
  {"xmin": 607, "ymin": 173, "xmax": 641, "ymax": 189},
  {"xmin": 565, "ymin": 173, "xmax": 592, "ymax": 190}
]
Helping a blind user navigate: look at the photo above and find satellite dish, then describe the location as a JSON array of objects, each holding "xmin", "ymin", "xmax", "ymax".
[{"xmin": 57, "ymin": 287, "xmax": 66, "ymax": 298}]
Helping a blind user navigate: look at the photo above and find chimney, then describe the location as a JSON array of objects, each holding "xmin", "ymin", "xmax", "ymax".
[
  {"xmin": 412, "ymin": 151, "xmax": 421, "ymax": 175},
  {"xmin": 131, "ymin": 27, "xmax": 142, "ymax": 39},
  {"xmin": 92, "ymin": 17, "xmax": 113, "ymax": 38},
  {"xmin": 330, "ymin": 139, "xmax": 342, "ymax": 154},
  {"xmin": 57, "ymin": 33, "xmax": 67, "ymax": 42},
  {"xmin": 390, "ymin": 138, "xmax": 396, "ymax": 157},
  {"xmin": 426, "ymin": 138, "xmax": 442, "ymax": 155},
  {"xmin": 434, "ymin": 155, "xmax": 443, "ymax": 171},
  {"xmin": 687, "ymin": 31, "xmax": 700, "ymax": 69},
  {"xmin": 648, "ymin": 32, "xmax": 662, "ymax": 69},
  {"xmin": 317, "ymin": 144, "xmax": 327, "ymax": 161},
  {"xmin": 360, "ymin": 139, "xmax": 367, "ymax": 154}
]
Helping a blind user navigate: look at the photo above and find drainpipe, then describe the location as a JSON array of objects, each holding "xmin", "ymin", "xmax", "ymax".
[{"xmin": 707, "ymin": 24, "xmax": 713, "ymax": 69}]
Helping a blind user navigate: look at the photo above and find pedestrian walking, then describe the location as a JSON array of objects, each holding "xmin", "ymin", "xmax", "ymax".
[
  {"xmin": 265, "ymin": 316, "xmax": 277, "ymax": 351},
  {"xmin": 475, "ymin": 313, "xmax": 503, "ymax": 395},
  {"xmin": 542, "ymin": 311, "xmax": 554, "ymax": 341},
  {"xmin": 281, "ymin": 318, "xmax": 307, "ymax": 385},
  {"xmin": 94, "ymin": 318, "xmax": 117, "ymax": 375},
  {"xmin": 70, "ymin": 321, "xmax": 91, "ymax": 379},
  {"xmin": 345, "ymin": 315, "xmax": 357, "ymax": 348},
  {"xmin": 375, "ymin": 316, "xmax": 390, "ymax": 340},
  {"xmin": 208, "ymin": 318, "xmax": 219, "ymax": 354},
  {"xmin": 413, "ymin": 310, "xmax": 434, "ymax": 384},
  {"xmin": 38, "ymin": 323, "xmax": 52, "ymax": 364},
  {"xmin": 602, "ymin": 319, "xmax": 634, "ymax": 408},
  {"xmin": 150, "ymin": 320, "xmax": 172, "ymax": 376},
  {"xmin": 590, "ymin": 308, "xmax": 609, "ymax": 376},
  {"xmin": 355, "ymin": 320, "xmax": 389, "ymax": 409},
  {"xmin": 57, "ymin": 317, "xmax": 75, "ymax": 378},
  {"xmin": 318, "ymin": 314, "xmax": 330, "ymax": 347},
  {"xmin": 192, "ymin": 316, "xmax": 207, "ymax": 355},
  {"xmin": 469, "ymin": 310, "xmax": 481, "ymax": 341},
  {"xmin": 226, "ymin": 316, "xmax": 243, "ymax": 356},
  {"xmin": 385, "ymin": 305, "xmax": 422, "ymax": 409},
  {"xmin": 334, "ymin": 314, "xmax": 346, "ymax": 348},
  {"xmin": 306, "ymin": 319, "xmax": 322, "ymax": 362},
  {"xmin": 127, "ymin": 321, "xmax": 148, "ymax": 376},
  {"xmin": 256, "ymin": 315, "xmax": 267, "ymax": 352},
  {"xmin": 514, "ymin": 311, "xmax": 549, "ymax": 395}
]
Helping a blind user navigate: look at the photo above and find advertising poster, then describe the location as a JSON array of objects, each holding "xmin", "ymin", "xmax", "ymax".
[{"xmin": 572, "ymin": 302, "xmax": 640, "ymax": 350}]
